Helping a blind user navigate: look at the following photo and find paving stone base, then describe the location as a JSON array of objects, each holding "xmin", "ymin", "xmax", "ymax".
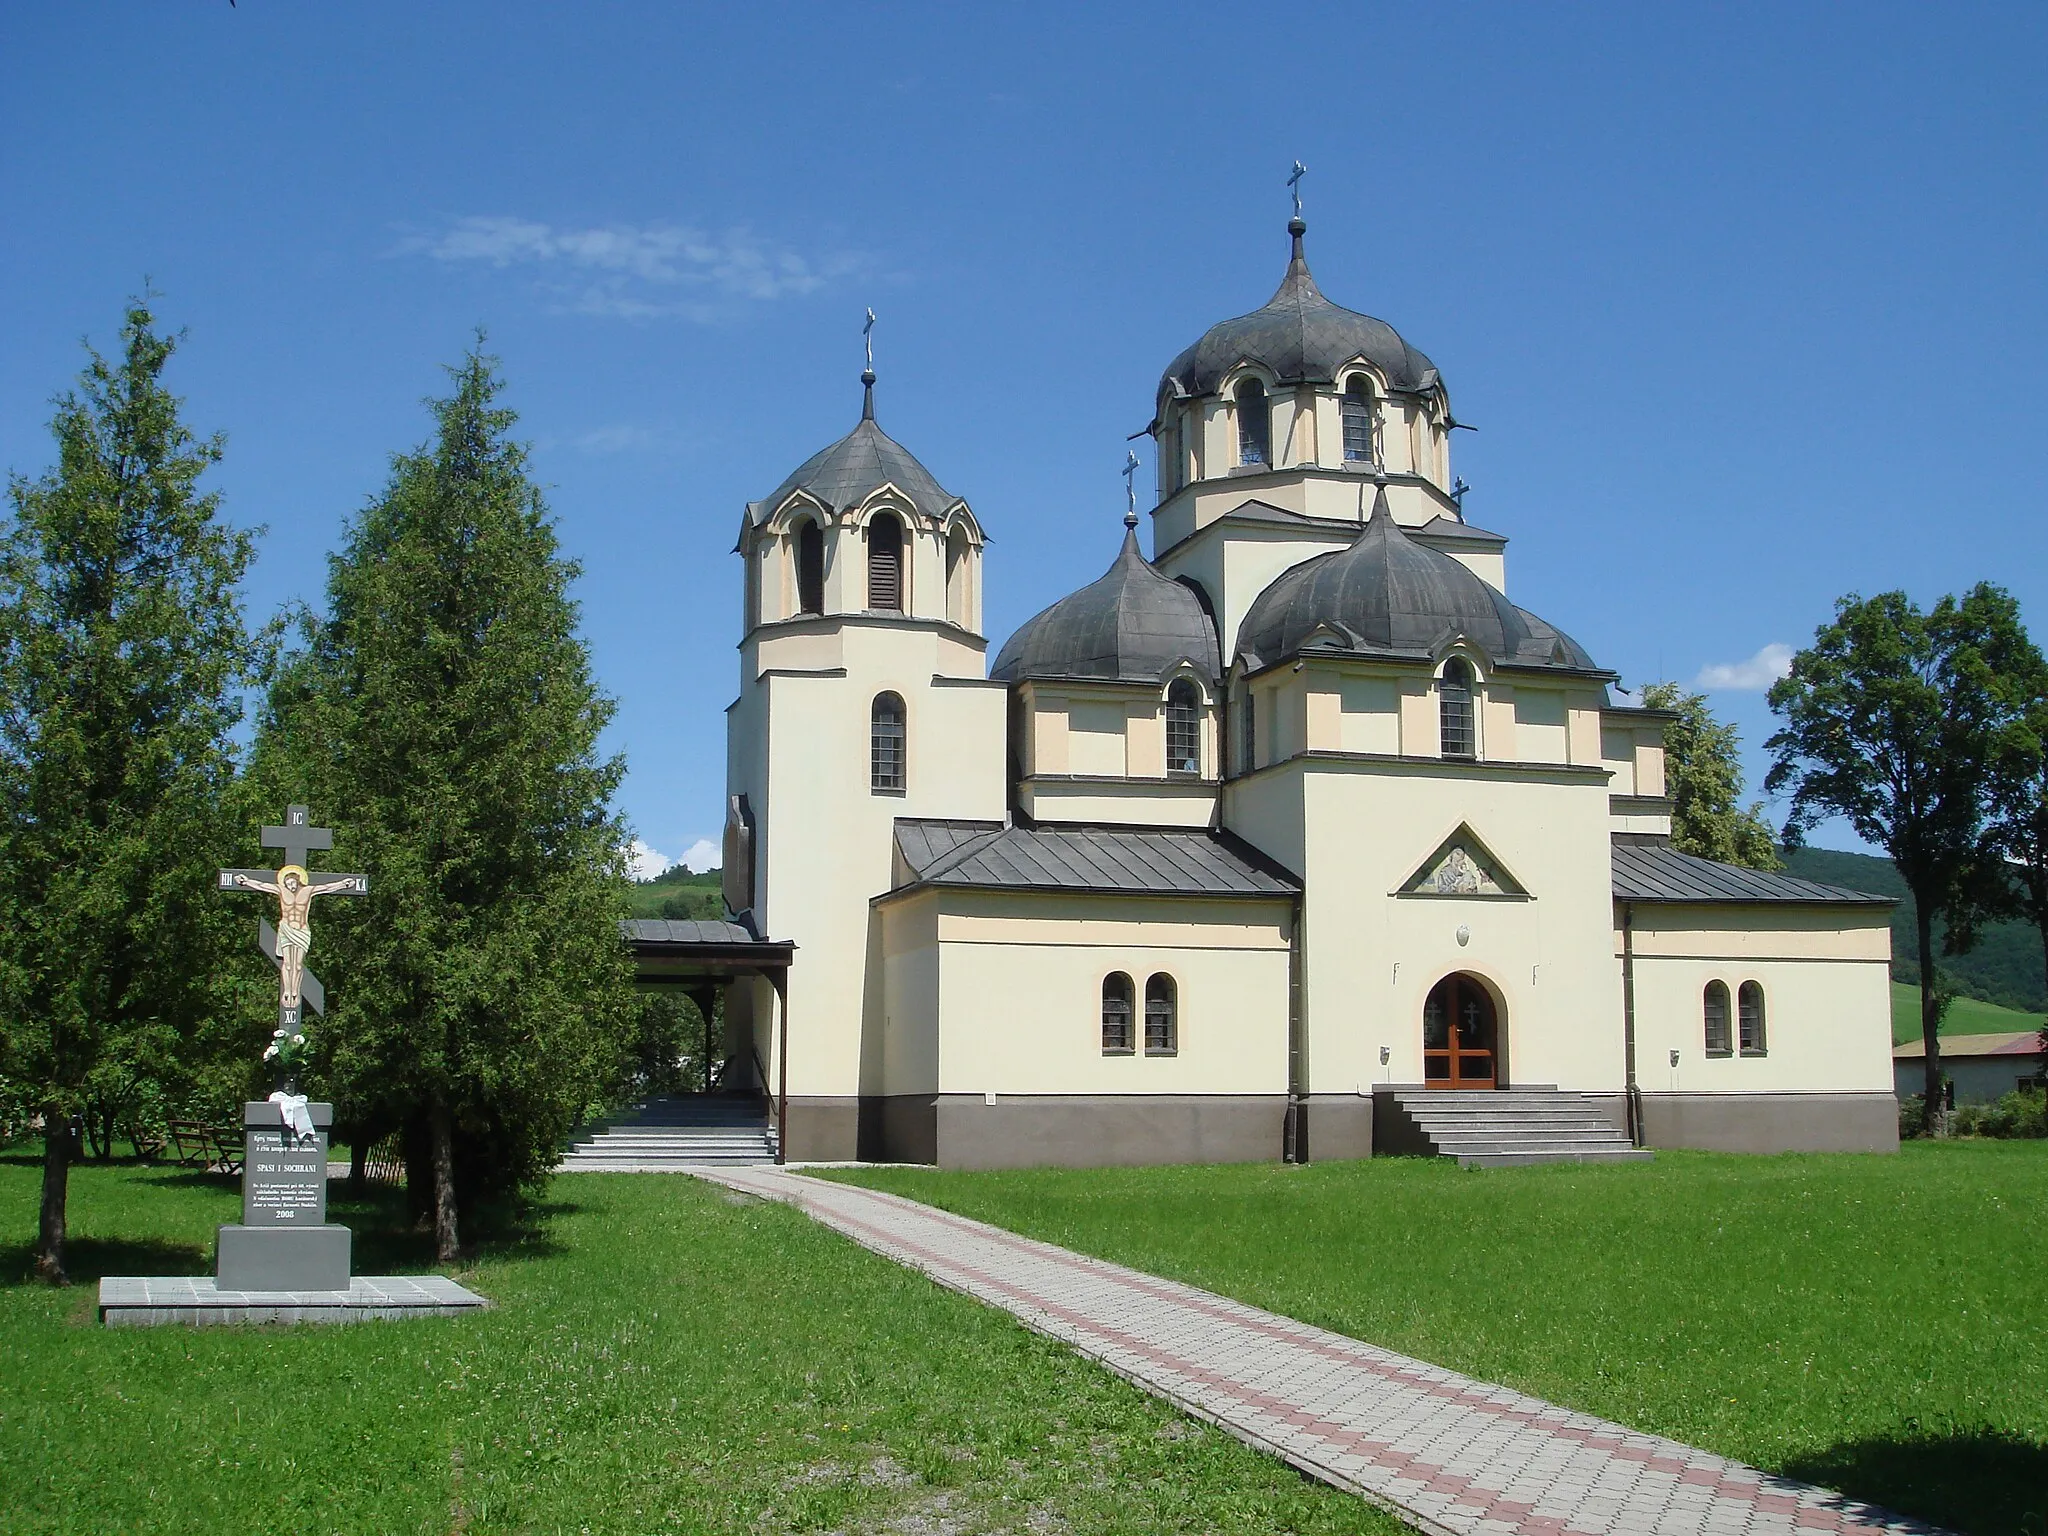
[{"xmin": 98, "ymin": 1274, "xmax": 488, "ymax": 1327}]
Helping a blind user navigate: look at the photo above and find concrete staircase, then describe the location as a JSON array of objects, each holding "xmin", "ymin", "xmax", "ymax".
[
  {"xmin": 558, "ymin": 1095, "xmax": 778, "ymax": 1171},
  {"xmin": 1374, "ymin": 1088, "xmax": 1651, "ymax": 1167}
]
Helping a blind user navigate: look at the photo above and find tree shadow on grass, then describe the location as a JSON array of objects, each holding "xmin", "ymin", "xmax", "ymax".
[
  {"xmin": 1783, "ymin": 1426, "xmax": 2048, "ymax": 1536},
  {"xmin": 330, "ymin": 1186, "xmax": 573, "ymax": 1273},
  {"xmin": 0, "ymin": 1236, "xmax": 207, "ymax": 1287}
]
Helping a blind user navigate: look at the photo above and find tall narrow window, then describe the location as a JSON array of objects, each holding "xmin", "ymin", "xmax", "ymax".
[
  {"xmin": 944, "ymin": 524, "xmax": 970, "ymax": 626},
  {"xmin": 796, "ymin": 520, "xmax": 825, "ymax": 615},
  {"xmin": 870, "ymin": 692, "xmax": 906, "ymax": 792},
  {"xmin": 1101, "ymin": 973, "xmax": 1135, "ymax": 1054},
  {"xmin": 1439, "ymin": 658, "xmax": 1476, "ymax": 759},
  {"xmin": 1176, "ymin": 407, "xmax": 1191, "ymax": 488},
  {"xmin": 1166, "ymin": 681, "xmax": 1202, "ymax": 777},
  {"xmin": 1703, "ymin": 981, "xmax": 1732, "ymax": 1057},
  {"xmin": 1738, "ymin": 982, "xmax": 1767, "ymax": 1055},
  {"xmin": 1236, "ymin": 379, "xmax": 1270, "ymax": 466},
  {"xmin": 1144, "ymin": 974, "xmax": 1178, "ymax": 1054},
  {"xmin": 1240, "ymin": 686, "xmax": 1257, "ymax": 773},
  {"xmin": 867, "ymin": 513, "xmax": 903, "ymax": 612},
  {"xmin": 1342, "ymin": 377, "xmax": 1377, "ymax": 463}
]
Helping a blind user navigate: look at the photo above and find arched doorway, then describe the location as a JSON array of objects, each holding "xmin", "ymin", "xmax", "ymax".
[{"xmin": 1423, "ymin": 973, "xmax": 1498, "ymax": 1089}]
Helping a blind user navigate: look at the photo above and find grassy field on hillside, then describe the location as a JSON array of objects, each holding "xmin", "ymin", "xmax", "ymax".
[
  {"xmin": 840, "ymin": 1146, "xmax": 2048, "ymax": 1536},
  {"xmin": 1890, "ymin": 980, "xmax": 2044, "ymax": 1044},
  {"xmin": 0, "ymin": 1158, "xmax": 1396, "ymax": 1536}
]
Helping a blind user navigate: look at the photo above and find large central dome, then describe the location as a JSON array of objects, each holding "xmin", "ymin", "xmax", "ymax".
[{"xmin": 1159, "ymin": 220, "xmax": 1442, "ymax": 401}]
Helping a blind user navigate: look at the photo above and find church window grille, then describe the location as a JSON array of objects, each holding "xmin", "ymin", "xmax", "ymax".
[
  {"xmin": 796, "ymin": 520, "xmax": 825, "ymax": 615},
  {"xmin": 1703, "ymin": 981, "xmax": 1732, "ymax": 1056},
  {"xmin": 1176, "ymin": 408, "xmax": 1191, "ymax": 488},
  {"xmin": 1101, "ymin": 972, "xmax": 1135, "ymax": 1054},
  {"xmin": 1342, "ymin": 377, "xmax": 1377, "ymax": 463},
  {"xmin": 1439, "ymin": 658, "xmax": 1476, "ymax": 759},
  {"xmin": 1738, "ymin": 981, "xmax": 1767, "ymax": 1055},
  {"xmin": 867, "ymin": 513, "xmax": 904, "ymax": 612},
  {"xmin": 1236, "ymin": 379, "xmax": 1270, "ymax": 467},
  {"xmin": 870, "ymin": 692, "xmax": 906, "ymax": 792},
  {"xmin": 1240, "ymin": 686, "xmax": 1257, "ymax": 773},
  {"xmin": 1144, "ymin": 973, "xmax": 1178, "ymax": 1054},
  {"xmin": 1166, "ymin": 681, "xmax": 1202, "ymax": 777}
]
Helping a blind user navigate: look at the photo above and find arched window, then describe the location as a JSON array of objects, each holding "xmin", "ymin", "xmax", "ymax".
[
  {"xmin": 1101, "ymin": 972, "xmax": 1135, "ymax": 1054},
  {"xmin": 1240, "ymin": 686, "xmax": 1257, "ymax": 773},
  {"xmin": 1166, "ymin": 681, "xmax": 1202, "ymax": 777},
  {"xmin": 944, "ymin": 524, "xmax": 970, "ymax": 626},
  {"xmin": 1703, "ymin": 981, "xmax": 1732, "ymax": 1056},
  {"xmin": 1738, "ymin": 982, "xmax": 1767, "ymax": 1055},
  {"xmin": 1144, "ymin": 973, "xmax": 1178, "ymax": 1054},
  {"xmin": 870, "ymin": 692, "xmax": 906, "ymax": 792},
  {"xmin": 867, "ymin": 513, "xmax": 903, "ymax": 612},
  {"xmin": 1342, "ymin": 377, "xmax": 1377, "ymax": 463},
  {"xmin": 1439, "ymin": 658, "xmax": 1476, "ymax": 759},
  {"xmin": 1235, "ymin": 379, "xmax": 1270, "ymax": 467},
  {"xmin": 796, "ymin": 519, "xmax": 825, "ymax": 616}
]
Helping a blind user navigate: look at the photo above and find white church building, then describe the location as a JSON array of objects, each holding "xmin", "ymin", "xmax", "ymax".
[{"xmin": 645, "ymin": 212, "xmax": 1899, "ymax": 1168}]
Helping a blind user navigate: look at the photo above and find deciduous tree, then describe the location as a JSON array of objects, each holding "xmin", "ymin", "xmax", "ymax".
[
  {"xmin": 1638, "ymin": 682, "xmax": 1778, "ymax": 870},
  {"xmin": 0, "ymin": 302, "xmax": 268, "ymax": 1281},
  {"xmin": 1765, "ymin": 587, "xmax": 2024, "ymax": 1134},
  {"xmin": 252, "ymin": 344, "xmax": 634, "ymax": 1261}
]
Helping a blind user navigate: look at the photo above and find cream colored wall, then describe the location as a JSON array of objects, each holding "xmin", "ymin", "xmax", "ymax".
[
  {"xmin": 1016, "ymin": 678, "xmax": 1221, "ymax": 814},
  {"xmin": 1625, "ymin": 905, "xmax": 1894, "ymax": 1095},
  {"xmin": 1018, "ymin": 779, "xmax": 1219, "ymax": 829},
  {"xmin": 884, "ymin": 889, "xmax": 1293, "ymax": 1098},
  {"xmin": 878, "ymin": 889, "xmax": 942, "ymax": 1095},
  {"xmin": 1225, "ymin": 756, "xmax": 1622, "ymax": 1094},
  {"xmin": 741, "ymin": 619, "xmax": 1007, "ymax": 1105}
]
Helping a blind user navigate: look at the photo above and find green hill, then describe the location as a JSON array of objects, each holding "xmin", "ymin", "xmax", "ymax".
[
  {"xmin": 625, "ymin": 865, "xmax": 724, "ymax": 921},
  {"xmin": 1889, "ymin": 981, "xmax": 2043, "ymax": 1046},
  {"xmin": 1779, "ymin": 846, "xmax": 2047, "ymax": 1012}
]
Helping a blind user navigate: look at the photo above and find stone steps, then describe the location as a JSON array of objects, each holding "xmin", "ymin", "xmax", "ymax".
[
  {"xmin": 557, "ymin": 1095, "xmax": 778, "ymax": 1171},
  {"xmin": 1376, "ymin": 1087, "xmax": 1650, "ymax": 1167}
]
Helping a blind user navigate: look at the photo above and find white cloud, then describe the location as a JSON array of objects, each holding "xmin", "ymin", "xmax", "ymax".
[
  {"xmin": 680, "ymin": 838, "xmax": 720, "ymax": 873},
  {"xmin": 626, "ymin": 838, "xmax": 673, "ymax": 880},
  {"xmin": 1695, "ymin": 643, "xmax": 1794, "ymax": 691},
  {"xmin": 570, "ymin": 424, "xmax": 656, "ymax": 455},
  {"xmin": 402, "ymin": 216, "xmax": 864, "ymax": 319}
]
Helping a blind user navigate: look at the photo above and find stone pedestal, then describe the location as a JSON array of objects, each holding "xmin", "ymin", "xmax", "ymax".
[{"xmin": 214, "ymin": 1100, "xmax": 352, "ymax": 1293}]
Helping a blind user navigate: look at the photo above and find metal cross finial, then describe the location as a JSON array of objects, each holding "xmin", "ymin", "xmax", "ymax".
[
  {"xmin": 1288, "ymin": 160, "xmax": 1307, "ymax": 220},
  {"xmin": 1123, "ymin": 449, "xmax": 1140, "ymax": 529},
  {"xmin": 863, "ymin": 308, "xmax": 876, "ymax": 373}
]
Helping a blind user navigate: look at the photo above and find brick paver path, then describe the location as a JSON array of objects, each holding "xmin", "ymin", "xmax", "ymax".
[{"xmin": 701, "ymin": 1167, "xmax": 1943, "ymax": 1536}]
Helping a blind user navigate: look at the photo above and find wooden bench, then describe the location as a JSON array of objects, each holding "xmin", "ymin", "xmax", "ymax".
[{"xmin": 165, "ymin": 1120, "xmax": 245, "ymax": 1175}]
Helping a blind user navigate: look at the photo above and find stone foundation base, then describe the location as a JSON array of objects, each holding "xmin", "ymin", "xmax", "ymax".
[
  {"xmin": 99, "ymin": 1273, "xmax": 487, "ymax": 1327},
  {"xmin": 847, "ymin": 1094, "xmax": 1319, "ymax": 1170},
  {"xmin": 1638, "ymin": 1091, "xmax": 1899, "ymax": 1153}
]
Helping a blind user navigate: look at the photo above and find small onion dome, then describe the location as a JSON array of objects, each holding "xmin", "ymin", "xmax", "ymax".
[
  {"xmin": 1158, "ymin": 220, "xmax": 1441, "ymax": 403},
  {"xmin": 747, "ymin": 383, "xmax": 962, "ymax": 527},
  {"xmin": 992, "ymin": 528, "xmax": 1221, "ymax": 687},
  {"xmin": 1236, "ymin": 488, "xmax": 1602, "ymax": 675}
]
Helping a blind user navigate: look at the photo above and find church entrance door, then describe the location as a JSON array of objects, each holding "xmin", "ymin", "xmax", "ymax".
[{"xmin": 1423, "ymin": 974, "xmax": 1498, "ymax": 1089}]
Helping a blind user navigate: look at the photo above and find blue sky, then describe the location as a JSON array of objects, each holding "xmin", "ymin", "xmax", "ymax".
[{"xmin": 4, "ymin": 4, "xmax": 2044, "ymax": 868}]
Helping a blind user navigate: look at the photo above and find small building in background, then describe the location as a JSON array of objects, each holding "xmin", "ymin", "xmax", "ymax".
[{"xmin": 1893, "ymin": 1032, "xmax": 2047, "ymax": 1105}]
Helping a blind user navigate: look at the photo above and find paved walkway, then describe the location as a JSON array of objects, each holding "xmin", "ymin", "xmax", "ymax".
[{"xmin": 701, "ymin": 1167, "xmax": 1942, "ymax": 1536}]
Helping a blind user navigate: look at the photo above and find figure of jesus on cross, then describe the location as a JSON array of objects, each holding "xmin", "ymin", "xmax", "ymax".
[{"xmin": 219, "ymin": 805, "xmax": 368, "ymax": 1028}]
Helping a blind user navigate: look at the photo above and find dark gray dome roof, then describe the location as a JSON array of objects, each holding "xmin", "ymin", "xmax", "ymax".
[
  {"xmin": 749, "ymin": 382, "xmax": 960, "ymax": 525},
  {"xmin": 1236, "ymin": 489, "xmax": 1601, "ymax": 674},
  {"xmin": 1160, "ymin": 222, "xmax": 1441, "ymax": 402},
  {"xmin": 993, "ymin": 528, "xmax": 1221, "ymax": 687}
]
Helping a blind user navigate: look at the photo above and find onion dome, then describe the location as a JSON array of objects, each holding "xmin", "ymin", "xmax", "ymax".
[
  {"xmin": 1236, "ymin": 487, "xmax": 1602, "ymax": 675},
  {"xmin": 746, "ymin": 373, "xmax": 962, "ymax": 526},
  {"xmin": 1159, "ymin": 219, "xmax": 1441, "ymax": 402},
  {"xmin": 992, "ymin": 523, "xmax": 1221, "ymax": 687}
]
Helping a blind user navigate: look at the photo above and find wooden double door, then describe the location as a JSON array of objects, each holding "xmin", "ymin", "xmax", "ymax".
[{"xmin": 1423, "ymin": 973, "xmax": 1498, "ymax": 1089}]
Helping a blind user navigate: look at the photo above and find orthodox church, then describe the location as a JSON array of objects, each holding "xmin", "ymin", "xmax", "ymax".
[{"xmin": 668, "ymin": 211, "xmax": 1897, "ymax": 1168}]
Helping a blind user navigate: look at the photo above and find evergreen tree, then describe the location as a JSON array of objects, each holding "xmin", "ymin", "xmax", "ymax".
[
  {"xmin": 1765, "ymin": 587, "xmax": 2024, "ymax": 1135},
  {"xmin": 0, "ymin": 302, "xmax": 268, "ymax": 1282},
  {"xmin": 1638, "ymin": 682, "xmax": 1779, "ymax": 870},
  {"xmin": 1974, "ymin": 625, "xmax": 2048, "ymax": 1053},
  {"xmin": 252, "ymin": 344, "xmax": 634, "ymax": 1260}
]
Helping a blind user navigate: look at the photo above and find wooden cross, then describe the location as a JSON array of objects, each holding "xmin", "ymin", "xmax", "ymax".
[{"xmin": 218, "ymin": 804, "xmax": 368, "ymax": 1030}]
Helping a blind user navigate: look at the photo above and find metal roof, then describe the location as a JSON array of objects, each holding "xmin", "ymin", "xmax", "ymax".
[
  {"xmin": 1611, "ymin": 836, "xmax": 1894, "ymax": 905},
  {"xmin": 991, "ymin": 527, "xmax": 1221, "ymax": 687},
  {"xmin": 623, "ymin": 918, "xmax": 765, "ymax": 946},
  {"xmin": 894, "ymin": 818, "xmax": 1300, "ymax": 899},
  {"xmin": 1159, "ymin": 221, "xmax": 1441, "ymax": 402},
  {"xmin": 747, "ymin": 385, "xmax": 962, "ymax": 527},
  {"xmin": 1236, "ymin": 489, "xmax": 1603, "ymax": 676},
  {"xmin": 1893, "ymin": 1031, "xmax": 2042, "ymax": 1060}
]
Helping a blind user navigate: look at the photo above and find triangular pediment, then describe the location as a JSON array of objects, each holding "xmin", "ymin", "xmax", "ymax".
[{"xmin": 1397, "ymin": 824, "xmax": 1526, "ymax": 898}]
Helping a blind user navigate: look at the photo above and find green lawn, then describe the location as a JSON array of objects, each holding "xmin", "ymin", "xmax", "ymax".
[
  {"xmin": 838, "ymin": 1146, "xmax": 2048, "ymax": 1536},
  {"xmin": 1891, "ymin": 980, "xmax": 2044, "ymax": 1044},
  {"xmin": 0, "ymin": 1156, "xmax": 1398, "ymax": 1536}
]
